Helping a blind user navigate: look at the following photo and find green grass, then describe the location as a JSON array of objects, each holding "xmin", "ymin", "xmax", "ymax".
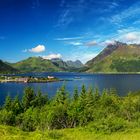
[{"xmin": 0, "ymin": 125, "xmax": 140, "ymax": 140}]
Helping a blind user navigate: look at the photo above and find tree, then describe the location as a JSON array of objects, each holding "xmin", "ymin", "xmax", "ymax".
[
  {"xmin": 86, "ymin": 87, "xmax": 94, "ymax": 107},
  {"xmin": 0, "ymin": 109, "xmax": 15, "ymax": 125},
  {"xmin": 12, "ymin": 95, "xmax": 22, "ymax": 115},
  {"xmin": 20, "ymin": 108, "xmax": 38, "ymax": 131},
  {"xmin": 47, "ymin": 104, "xmax": 68, "ymax": 129},
  {"xmin": 54, "ymin": 85, "xmax": 69, "ymax": 105},
  {"xmin": 93, "ymin": 87, "xmax": 100, "ymax": 103},
  {"xmin": 73, "ymin": 87, "xmax": 79, "ymax": 101},
  {"xmin": 22, "ymin": 87, "xmax": 35, "ymax": 111},
  {"xmin": 4, "ymin": 95, "xmax": 12, "ymax": 111},
  {"xmin": 32, "ymin": 90, "xmax": 48, "ymax": 107},
  {"xmin": 80, "ymin": 85, "xmax": 86, "ymax": 99}
]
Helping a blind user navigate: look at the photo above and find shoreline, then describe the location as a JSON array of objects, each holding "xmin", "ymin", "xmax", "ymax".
[
  {"xmin": 0, "ymin": 75, "xmax": 73, "ymax": 83},
  {"xmin": 0, "ymin": 72, "xmax": 140, "ymax": 78},
  {"xmin": 86, "ymin": 72, "xmax": 140, "ymax": 75},
  {"xmin": 0, "ymin": 79, "xmax": 71, "ymax": 83}
]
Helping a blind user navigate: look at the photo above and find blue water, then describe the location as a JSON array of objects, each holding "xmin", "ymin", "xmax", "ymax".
[{"xmin": 0, "ymin": 72, "xmax": 140, "ymax": 104}]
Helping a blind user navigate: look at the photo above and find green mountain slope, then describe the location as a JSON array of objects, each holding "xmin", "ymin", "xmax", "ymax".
[
  {"xmin": 66, "ymin": 60, "xmax": 84, "ymax": 68},
  {"xmin": 51, "ymin": 58, "xmax": 69, "ymax": 71},
  {"xmin": 0, "ymin": 60, "xmax": 18, "ymax": 74},
  {"xmin": 10, "ymin": 57, "xmax": 84, "ymax": 73},
  {"xmin": 10, "ymin": 57, "xmax": 62, "ymax": 72},
  {"xmin": 86, "ymin": 42, "xmax": 140, "ymax": 73}
]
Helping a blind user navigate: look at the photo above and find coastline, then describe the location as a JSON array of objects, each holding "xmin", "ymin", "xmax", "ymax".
[
  {"xmin": 1, "ymin": 71, "xmax": 140, "ymax": 77},
  {"xmin": 0, "ymin": 75, "xmax": 72, "ymax": 83}
]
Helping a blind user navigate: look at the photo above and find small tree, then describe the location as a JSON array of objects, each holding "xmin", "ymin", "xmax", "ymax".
[
  {"xmin": 4, "ymin": 95, "xmax": 12, "ymax": 111},
  {"xmin": 93, "ymin": 87, "xmax": 100, "ymax": 102},
  {"xmin": 80, "ymin": 85, "xmax": 86, "ymax": 99},
  {"xmin": 22, "ymin": 87, "xmax": 35, "ymax": 111},
  {"xmin": 55, "ymin": 85, "xmax": 68, "ymax": 105},
  {"xmin": 73, "ymin": 87, "xmax": 79, "ymax": 101},
  {"xmin": 32, "ymin": 90, "xmax": 48, "ymax": 107}
]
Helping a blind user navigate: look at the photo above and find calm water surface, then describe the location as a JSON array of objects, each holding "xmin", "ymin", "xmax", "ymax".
[{"xmin": 0, "ymin": 72, "xmax": 140, "ymax": 104}]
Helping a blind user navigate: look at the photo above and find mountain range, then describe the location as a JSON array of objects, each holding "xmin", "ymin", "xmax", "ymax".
[
  {"xmin": 85, "ymin": 41, "xmax": 140, "ymax": 73},
  {"xmin": 1, "ymin": 41, "xmax": 140, "ymax": 74},
  {"xmin": 1, "ymin": 57, "xmax": 84, "ymax": 73}
]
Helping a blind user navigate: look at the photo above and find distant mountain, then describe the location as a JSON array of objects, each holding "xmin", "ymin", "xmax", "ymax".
[
  {"xmin": 10, "ymin": 57, "xmax": 84, "ymax": 73},
  {"xmin": 10, "ymin": 57, "xmax": 62, "ymax": 73},
  {"xmin": 86, "ymin": 41, "xmax": 140, "ymax": 73},
  {"xmin": 66, "ymin": 60, "xmax": 84, "ymax": 68},
  {"xmin": 0, "ymin": 60, "xmax": 18, "ymax": 74},
  {"xmin": 51, "ymin": 58, "xmax": 68, "ymax": 71}
]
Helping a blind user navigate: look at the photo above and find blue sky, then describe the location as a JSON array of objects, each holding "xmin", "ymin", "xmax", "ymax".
[{"xmin": 1, "ymin": 0, "xmax": 140, "ymax": 63}]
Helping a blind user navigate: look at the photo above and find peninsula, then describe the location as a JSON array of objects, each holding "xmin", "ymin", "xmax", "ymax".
[{"xmin": 0, "ymin": 76, "xmax": 65, "ymax": 83}]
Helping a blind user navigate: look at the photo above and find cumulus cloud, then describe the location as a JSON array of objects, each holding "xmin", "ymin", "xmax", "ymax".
[
  {"xmin": 118, "ymin": 32, "xmax": 140, "ymax": 44},
  {"xmin": 42, "ymin": 53, "xmax": 62, "ymax": 60},
  {"xmin": 122, "ymin": 32, "xmax": 139, "ymax": 42},
  {"xmin": 29, "ymin": 45, "xmax": 45, "ymax": 53}
]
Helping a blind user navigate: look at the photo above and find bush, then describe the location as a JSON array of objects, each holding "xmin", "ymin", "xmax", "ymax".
[
  {"xmin": 88, "ymin": 116, "xmax": 127, "ymax": 134},
  {"xmin": 0, "ymin": 109, "xmax": 15, "ymax": 125}
]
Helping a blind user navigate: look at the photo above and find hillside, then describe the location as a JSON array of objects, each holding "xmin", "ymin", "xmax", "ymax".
[
  {"xmin": 10, "ymin": 57, "xmax": 63, "ymax": 72},
  {"xmin": 0, "ymin": 60, "xmax": 18, "ymax": 74},
  {"xmin": 51, "ymin": 58, "xmax": 69, "ymax": 71},
  {"xmin": 10, "ymin": 57, "xmax": 84, "ymax": 73},
  {"xmin": 86, "ymin": 42, "xmax": 140, "ymax": 73},
  {"xmin": 66, "ymin": 60, "xmax": 84, "ymax": 68}
]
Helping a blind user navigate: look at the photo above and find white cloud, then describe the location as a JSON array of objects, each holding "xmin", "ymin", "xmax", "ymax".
[
  {"xmin": 29, "ymin": 45, "xmax": 45, "ymax": 53},
  {"xmin": 101, "ymin": 40, "xmax": 116, "ymax": 46},
  {"xmin": 42, "ymin": 53, "xmax": 62, "ymax": 60},
  {"xmin": 122, "ymin": 32, "xmax": 138, "ymax": 42},
  {"xmin": 84, "ymin": 40, "xmax": 97, "ymax": 47},
  {"xmin": 57, "ymin": 0, "xmax": 120, "ymax": 27},
  {"xmin": 55, "ymin": 36, "xmax": 83, "ymax": 41},
  {"xmin": 67, "ymin": 41, "xmax": 83, "ymax": 46},
  {"xmin": 117, "ymin": 32, "xmax": 140, "ymax": 44},
  {"xmin": 110, "ymin": 2, "xmax": 140, "ymax": 25}
]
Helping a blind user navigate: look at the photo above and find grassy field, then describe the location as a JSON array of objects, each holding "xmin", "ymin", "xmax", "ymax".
[{"xmin": 0, "ymin": 125, "xmax": 140, "ymax": 140}]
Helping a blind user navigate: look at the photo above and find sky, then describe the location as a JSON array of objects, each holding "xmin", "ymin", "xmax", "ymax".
[{"xmin": 1, "ymin": 0, "xmax": 140, "ymax": 63}]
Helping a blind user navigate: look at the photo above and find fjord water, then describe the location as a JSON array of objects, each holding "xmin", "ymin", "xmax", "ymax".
[{"xmin": 0, "ymin": 72, "xmax": 140, "ymax": 104}]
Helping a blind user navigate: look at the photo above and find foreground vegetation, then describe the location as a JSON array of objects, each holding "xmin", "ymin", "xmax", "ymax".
[
  {"xmin": 1, "ymin": 125, "xmax": 140, "ymax": 140},
  {"xmin": 0, "ymin": 86, "xmax": 140, "ymax": 139}
]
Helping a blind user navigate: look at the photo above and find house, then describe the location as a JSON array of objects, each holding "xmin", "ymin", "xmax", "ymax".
[
  {"xmin": 17, "ymin": 77, "xmax": 29, "ymax": 83},
  {"xmin": 47, "ymin": 76, "xmax": 54, "ymax": 79}
]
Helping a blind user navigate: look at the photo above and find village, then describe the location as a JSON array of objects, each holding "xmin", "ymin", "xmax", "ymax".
[{"xmin": 0, "ymin": 75, "xmax": 60, "ymax": 83}]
